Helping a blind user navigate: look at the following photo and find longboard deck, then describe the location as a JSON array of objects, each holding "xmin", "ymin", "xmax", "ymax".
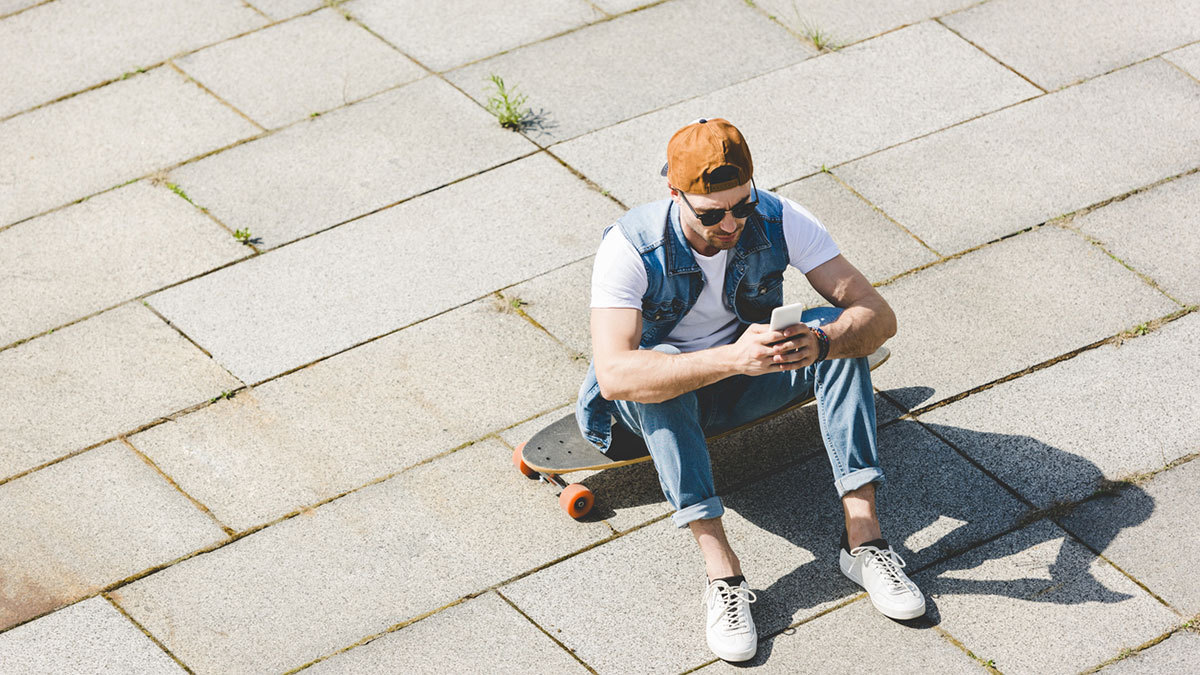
[{"xmin": 522, "ymin": 346, "xmax": 889, "ymax": 474}]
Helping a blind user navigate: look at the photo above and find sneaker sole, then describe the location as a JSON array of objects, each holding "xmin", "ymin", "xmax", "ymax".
[
  {"xmin": 708, "ymin": 639, "xmax": 757, "ymax": 663},
  {"xmin": 839, "ymin": 550, "xmax": 926, "ymax": 621}
]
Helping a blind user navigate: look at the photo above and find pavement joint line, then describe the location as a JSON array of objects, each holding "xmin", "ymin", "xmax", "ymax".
[
  {"xmin": 0, "ymin": 0, "xmax": 53, "ymax": 21},
  {"xmin": 1061, "ymin": 224, "xmax": 1189, "ymax": 308},
  {"xmin": 120, "ymin": 436, "xmax": 237, "ymax": 537},
  {"xmin": 820, "ymin": 167, "xmax": 944, "ymax": 258},
  {"xmin": 932, "ymin": 624, "xmax": 1003, "ymax": 673},
  {"xmin": 1077, "ymin": 619, "xmax": 1194, "ymax": 675},
  {"xmin": 139, "ymin": 299, "xmax": 246, "ymax": 385},
  {"xmin": 542, "ymin": 145, "xmax": 629, "ymax": 210},
  {"xmin": 239, "ymin": 0, "xmax": 269, "ymax": 22},
  {"xmin": 494, "ymin": 290, "xmax": 588, "ymax": 361},
  {"xmin": 1163, "ymin": 50, "xmax": 1200, "ymax": 86},
  {"xmin": 150, "ymin": 169, "xmax": 266, "ymax": 255},
  {"xmin": 101, "ymin": 592, "xmax": 197, "ymax": 674},
  {"xmin": 933, "ymin": 16, "xmax": 1047, "ymax": 94},
  {"xmin": 167, "ymin": 59, "xmax": 267, "ymax": 132},
  {"xmin": 495, "ymin": 589, "xmax": 601, "ymax": 675}
]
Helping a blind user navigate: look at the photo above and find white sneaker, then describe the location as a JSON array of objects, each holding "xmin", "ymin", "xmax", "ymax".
[
  {"xmin": 702, "ymin": 579, "xmax": 758, "ymax": 662},
  {"xmin": 840, "ymin": 540, "xmax": 926, "ymax": 620}
]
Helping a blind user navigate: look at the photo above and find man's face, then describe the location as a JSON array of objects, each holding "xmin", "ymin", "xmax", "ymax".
[{"xmin": 672, "ymin": 181, "xmax": 755, "ymax": 256}]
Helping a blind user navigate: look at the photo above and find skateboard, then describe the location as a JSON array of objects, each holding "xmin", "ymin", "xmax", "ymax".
[{"xmin": 512, "ymin": 347, "xmax": 890, "ymax": 519}]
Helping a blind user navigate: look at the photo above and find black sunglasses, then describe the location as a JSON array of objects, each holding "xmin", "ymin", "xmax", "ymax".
[{"xmin": 677, "ymin": 179, "xmax": 758, "ymax": 227}]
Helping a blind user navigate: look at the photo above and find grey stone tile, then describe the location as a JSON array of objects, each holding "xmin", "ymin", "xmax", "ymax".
[
  {"xmin": 941, "ymin": 0, "xmax": 1200, "ymax": 90},
  {"xmin": 752, "ymin": 0, "xmax": 977, "ymax": 47},
  {"xmin": 1164, "ymin": 41, "xmax": 1200, "ymax": 79},
  {"xmin": 839, "ymin": 59, "xmax": 1200, "ymax": 254},
  {"xmin": 446, "ymin": 0, "xmax": 812, "ymax": 143},
  {"xmin": 555, "ymin": 21, "xmax": 1039, "ymax": 208},
  {"xmin": 0, "ymin": 0, "xmax": 265, "ymax": 119},
  {"xmin": 870, "ymin": 226, "xmax": 1179, "ymax": 412},
  {"xmin": 502, "ymin": 420, "xmax": 1023, "ymax": 673},
  {"xmin": 112, "ymin": 438, "xmax": 609, "ymax": 674},
  {"xmin": 708, "ymin": 596, "xmax": 978, "ymax": 673},
  {"xmin": 917, "ymin": 300, "xmax": 1200, "ymax": 509},
  {"xmin": 129, "ymin": 296, "xmax": 587, "ymax": 531},
  {"xmin": 0, "ymin": 596, "xmax": 185, "ymax": 674},
  {"xmin": 1062, "ymin": 458, "xmax": 1200, "ymax": 615},
  {"xmin": 0, "ymin": 304, "xmax": 242, "ymax": 481},
  {"xmin": 351, "ymin": 0, "xmax": 603, "ymax": 72},
  {"xmin": 176, "ymin": 8, "xmax": 424, "ymax": 129},
  {"xmin": 0, "ymin": 66, "xmax": 259, "ymax": 229},
  {"xmin": 0, "ymin": 180, "xmax": 247, "ymax": 348},
  {"xmin": 166, "ymin": 77, "xmax": 537, "ymax": 248},
  {"xmin": 776, "ymin": 172, "xmax": 939, "ymax": 280},
  {"xmin": 1103, "ymin": 630, "xmax": 1200, "ymax": 673},
  {"xmin": 0, "ymin": 441, "xmax": 226, "ymax": 631},
  {"xmin": 1071, "ymin": 171, "xmax": 1200, "ymax": 304},
  {"xmin": 916, "ymin": 520, "xmax": 1181, "ymax": 675},
  {"xmin": 150, "ymin": 153, "xmax": 612, "ymax": 383},
  {"xmin": 504, "ymin": 257, "xmax": 594, "ymax": 358},
  {"xmin": 307, "ymin": 592, "xmax": 588, "ymax": 674}
]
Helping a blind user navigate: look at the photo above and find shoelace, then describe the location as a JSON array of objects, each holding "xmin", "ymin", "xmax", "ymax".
[
  {"xmin": 703, "ymin": 582, "xmax": 757, "ymax": 632},
  {"xmin": 850, "ymin": 545, "xmax": 912, "ymax": 592}
]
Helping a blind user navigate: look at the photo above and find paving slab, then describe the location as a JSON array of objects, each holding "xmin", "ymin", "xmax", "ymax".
[
  {"xmin": 306, "ymin": 591, "xmax": 588, "ymax": 674},
  {"xmin": 706, "ymin": 596, "xmax": 978, "ymax": 673},
  {"xmin": 751, "ymin": 0, "xmax": 977, "ymax": 48},
  {"xmin": 0, "ymin": 0, "xmax": 265, "ymax": 119},
  {"xmin": 776, "ymin": 172, "xmax": 940, "ymax": 275},
  {"xmin": 917, "ymin": 301, "xmax": 1199, "ymax": 509},
  {"xmin": 838, "ymin": 59, "xmax": 1200, "ymax": 254},
  {"xmin": 0, "ymin": 67, "xmax": 259, "ymax": 229},
  {"xmin": 1164, "ymin": 42, "xmax": 1200, "ymax": 79},
  {"xmin": 111, "ymin": 438, "xmax": 610, "ymax": 674},
  {"xmin": 1070, "ymin": 171, "xmax": 1200, "ymax": 304},
  {"xmin": 129, "ymin": 296, "xmax": 587, "ymax": 531},
  {"xmin": 0, "ymin": 596, "xmax": 184, "ymax": 674},
  {"xmin": 915, "ymin": 520, "xmax": 1181, "ymax": 675},
  {"xmin": 870, "ymin": 226, "xmax": 1180, "ymax": 412},
  {"xmin": 502, "ymin": 419, "xmax": 1023, "ymax": 673},
  {"xmin": 0, "ymin": 441, "xmax": 226, "ymax": 631},
  {"xmin": 175, "ymin": 8, "xmax": 423, "ymax": 129},
  {"xmin": 351, "ymin": 0, "xmax": 603, "ymax": 72},
  {"xmin": 0, "ymin": 180, "xmax": 247, "ymax": 348},
  {"xmin": 0, "ymin": 303, "xmax": 242, "ymax": 482},
  {"xmin": 446, "ymin": 0, "xmax": 812, "ymax": 143},
  {"xmin": 554, "ymin": 21, "xmax": 1039, "ymax": 208},
  {"xmin": 1062, "ymin": 458, "xmax": 1200, "ymax": 615},
  {"xmin": 150, "ymin": 153, "xmax": 613, "ymax": 383},
  {"xmin": 1103, "ymin": 629, "xmax": 1200, "ymax": 674},
  {"xmin": 166, "ymin": 76, "xmax": 537, "ymax": 248},
  {"xmin": 941, "ymin": 0, "xmax": 1200, "ymax": 90}
]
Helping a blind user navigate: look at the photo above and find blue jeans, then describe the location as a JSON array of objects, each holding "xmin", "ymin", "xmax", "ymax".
[{"xmin": 612, "ymin": 308, "xmax": 883, "ymax": 528}]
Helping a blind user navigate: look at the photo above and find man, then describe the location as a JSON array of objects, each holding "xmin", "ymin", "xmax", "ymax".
[{"xmin": 576, "ymin": 118, "xmax": 925, "ymax": 662}]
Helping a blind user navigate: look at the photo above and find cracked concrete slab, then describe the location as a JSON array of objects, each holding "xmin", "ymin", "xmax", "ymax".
[
  {"xmin": 0, "ymin": 596, "xmax": 186, "ymax": 673},
  {"xmin": 149, "ymin": 153, "xmax": 614, "ymax": 383},
  {"xmin": 129, "ymin": 296, "xmax": 587, "ymax": 531},
  {"xmin": 111, "ymin": 438, "xmax": 610, "ymax": 674},
  {"xmin": 553, "ymin": 20, "xmax": 1039, "ymax": 208},
  {"xmin": 175, "ymin": 8, "xmax": 424, "ymax": 129},
  {"xmin": 0, "ymin": 441, "xmax": 226, "ymax": 631},
  {"xmin": 0, "ymin": 66, "xmax": 260, "ymax": 229},
  {"xmin": 446, "ymin": 0, "xmax": 812, "ymax": 143},
  {"xmin": 0, "ymin": 180, "xmax": 247, "ymax": 348},
  {"xmin": 0, "ymin": 303, "xmax": 242, "ymax": 482},
  {"xmin": 838, "ymin": 59, "xmax": 1200, "ymax": 254},
  {"xmin": 164, "ymin": 76, "xmax": 537, "ymax": 248},
  {"xmin": 870, "ymin": 226, "xmax": 1180, "ymax": 412}
]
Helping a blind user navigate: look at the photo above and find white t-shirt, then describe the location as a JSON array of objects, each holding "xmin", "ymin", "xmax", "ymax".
[{"xmin": 591, "ymin": 196, "xmax": 840, "ymax": 352}]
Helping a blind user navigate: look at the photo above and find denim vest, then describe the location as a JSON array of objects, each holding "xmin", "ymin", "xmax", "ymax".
[{"xmin": 576, "ymin": 189, "xmax": 791, "ymax": 451}]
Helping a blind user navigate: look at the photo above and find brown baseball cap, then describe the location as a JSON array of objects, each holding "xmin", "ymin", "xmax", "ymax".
[{"xmin": 660, "ymin": 118, "xmax": 753, "ymax": 194}]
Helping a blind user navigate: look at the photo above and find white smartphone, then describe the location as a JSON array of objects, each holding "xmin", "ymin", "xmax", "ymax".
[{"xmin": 769, "ymin": 302, "xmax": 806, "ymax": 332}]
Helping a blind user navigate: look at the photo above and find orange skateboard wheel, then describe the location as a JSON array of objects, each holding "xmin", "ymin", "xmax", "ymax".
[
  {"xmin": 513, "ymin": 443, "xmax": 538, "ymax": 479},
  {"xmin": 559, "ymin": 483, "xmax": 594, "ymax": 519}
]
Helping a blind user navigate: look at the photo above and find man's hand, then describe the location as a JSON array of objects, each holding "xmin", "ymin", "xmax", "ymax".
[{"xmin": 730, "ymin": 323, "xmax": 819, "ymax": 376}]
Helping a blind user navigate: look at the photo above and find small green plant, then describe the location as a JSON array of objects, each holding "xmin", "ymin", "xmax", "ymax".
[
  {"xmin": 120, "ymin": 67, "xmax": 146, "ymax": 81},
  {"xmin": 166, "ymin": 182, "xmax": 194, "ymax": 205},
  {"xmin": 310, "ymin": 111, "xmax": 321, "ymax": 118},
  {"xmin": 984, "ymin": 659, "xmax": 995, "ymax": 668},
  {"xmin": 820, "ymin": 164, "xmax": 830, "ymax": 174},
  {"xmin": 209, "ymin": 390, "xmax": 235, "ymax": 403},
  {"xmin": 485, "ymin": 75, "xmax": 530, "ymax": 131},
  {"xmin": 511, "ymin": 298, "xmax": 529, "ymax": 310},
  {"xmin": 791, "ymin": 6, "xmax": 842, "ymax": 52},
  {"xmin": 234, "ymin": 228, "xmax": 254, "ymax": 244},
  {"xmin": 1133, "ymin": 322, "xmax": 1150, "ymax": 336}
]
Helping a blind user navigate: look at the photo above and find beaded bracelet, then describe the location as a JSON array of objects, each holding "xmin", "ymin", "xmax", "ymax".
[{"xmin": 812, "ymin": 327, "xmax": 830, "ymax": 363}]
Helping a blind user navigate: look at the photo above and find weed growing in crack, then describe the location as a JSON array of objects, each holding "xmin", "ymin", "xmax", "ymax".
[
  {"xmin": 166, "ymin": 182, "xmax": 195, "ymax": 205},
  {"xmin": 120, "ymin": 67, "xmax": 146, "ymax": 81},
  {"xmin": 485, "ymin": 75, "xmax": 530, "ymax": 131},
  {"xmin": 234, "ymin": 228, "xmax": 254, "ymax": 244},
  {"xmin": 209, "ymin": 390, "xmax": 235, "ymax": 403},
  {"xmin": 791, "ymin": 5, "xmax": 842, "ymax": 52}
]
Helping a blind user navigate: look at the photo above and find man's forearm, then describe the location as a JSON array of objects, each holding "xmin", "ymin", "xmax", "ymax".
[
  {"xmin": 599, "ymin": 345, "xmax": 736, "ymax": 404},
  {"xmin": 821, "ymin": 297, "xmax": 897, "ymax": 360}
]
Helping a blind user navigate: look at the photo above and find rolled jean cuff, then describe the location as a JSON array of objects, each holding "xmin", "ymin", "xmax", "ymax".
[
  {"xmin": 671, "ymin": 496, "xmax": 724, "ymax": 528},
  {"xmin": 834, "ymin": 467, "xmax": 885, "ymax": 498}
]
